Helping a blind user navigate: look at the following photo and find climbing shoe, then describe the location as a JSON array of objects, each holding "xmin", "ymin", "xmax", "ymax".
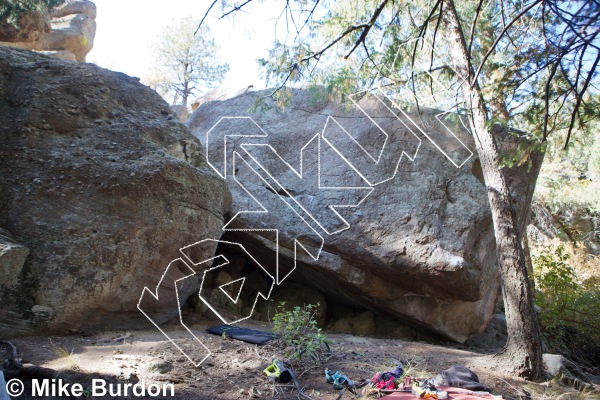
[
  {"xmin": 334, "ymin": 374, "xmax": 355, "ymax": 390},
  {"xmin": 325, "ymin": 369, "xmax": 355, "ymax": 390},
  {"xmin": 325, "ymin": 369, "xmax": 339, "ymax": 384},
  {"xmin": 264, "ymin": 358, "xmax": 292, "ymax": 383}
]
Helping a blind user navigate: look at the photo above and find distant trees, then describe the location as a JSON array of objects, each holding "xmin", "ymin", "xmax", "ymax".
[{"xmin": 146, "ymin": 15, "xmax": 229, "ymax": 109}]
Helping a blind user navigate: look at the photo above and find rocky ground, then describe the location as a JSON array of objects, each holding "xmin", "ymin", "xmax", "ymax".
[{"xmin": 4, "ymin": 310, "xmax": 598, "ymax": 400}]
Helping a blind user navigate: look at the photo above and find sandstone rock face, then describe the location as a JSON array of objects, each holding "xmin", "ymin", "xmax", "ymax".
[
  {"xmin": 0, "ymin": 0, "xmax": 96, "ymax": 62},
  {"xmin": 187, "ymin": 88, "xmax": 542, "ymax": 342},
  {"xmin": 0, "ymin": 46, "xmax": 230, "ymax": 337}
]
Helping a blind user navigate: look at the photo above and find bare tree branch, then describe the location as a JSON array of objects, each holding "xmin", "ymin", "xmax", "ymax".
[
  {"xmin": 297, "ymin": 0, "xmax": 321, "ymax": 39},
  {"xmin": 564, "ymin": 49, "xmax": 600, "ymax": 148},
  {"xmin": 300, "ymin": 24, "xmax": 368, "ymax": 63},
  {"xmin": 196, "ymin": 0, "xmax": 219, "ymax": 35},
  {"xmin": 344, "ymin": 0, "xmax": 390, "ymax": 59},
  {"xmin": 541, "ymin": 59, "xmax": 560, "ymax": 141},
  {"xmin": 220, "ymin": 0, "xmax": 255, "ymax": 19},
  {"xmin": 472, "ymin": 0, "xmax": 543, "ymax": 85},
  {"xmin": 285, "ymin": 0, "xmax": 300, "ymax": 36},
  {"xmin": 410, "ymin": 0, "xmax": 442, "ymax": 107},
  {"xmin": 428, "ymin": 0, "xmax": 444, "ymax": 99},
  {"xmin": 548, "ymin": 1, "xmax": 600, "ymax": 50},
  {"xmin": 467, "ymin": 0, "xmax": 485, "ymax": 62}
]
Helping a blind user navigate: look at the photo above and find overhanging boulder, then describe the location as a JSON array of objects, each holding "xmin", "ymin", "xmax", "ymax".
[{"xmin": 187, "ymin": 88, "xmax": 542, "ymax": 342}]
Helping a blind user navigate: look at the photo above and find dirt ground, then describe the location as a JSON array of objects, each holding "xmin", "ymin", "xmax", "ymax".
[{"xmin": 4, "ymin": 311, "xmax": 598, "ymax": 400}]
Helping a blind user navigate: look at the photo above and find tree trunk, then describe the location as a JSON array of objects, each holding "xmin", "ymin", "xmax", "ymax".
[
  {"xmin": 183, "ymin": 80, "xmax": 189, "ymax": 109},
  {"xmin": 441, "ymin": 0, "xmax": 544, "ymax": 380},
  {"xmin": 523, "ymin": 220, "xmax": 536, "ymax": 294}
]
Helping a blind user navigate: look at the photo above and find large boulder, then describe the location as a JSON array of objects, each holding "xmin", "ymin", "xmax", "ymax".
[
  {"xmin": 187, "ymin": 88, "xmax": 543, "ymax": 342},
  {"xmin": 0, "ymin": 0, "xmax": 96, "ymax": 62},
  {"xmin": 0, "ymin": 46, "xmax": 230, "ymax": 337}
]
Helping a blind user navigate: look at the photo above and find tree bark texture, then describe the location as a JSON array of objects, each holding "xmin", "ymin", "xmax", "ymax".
[{"xmin": 441, "ymin": 0, "xmax": 544, "ymax": 379}]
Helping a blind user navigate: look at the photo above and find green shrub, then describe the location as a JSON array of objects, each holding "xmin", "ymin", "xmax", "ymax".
[
  {"xmin": 1, "ymin": 0, "xmax": 66, "ymax": 26},
  {"xmin": 271, "ymin": 302, "xmax": 329, "ymax": 363},
  {"xmin": 533, "ymin": 245, "xmax": 600, "ymax": 366}
]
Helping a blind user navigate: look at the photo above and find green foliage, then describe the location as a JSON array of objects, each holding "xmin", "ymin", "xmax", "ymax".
[
  {"xmin": 588, "ymin": 132, "xmax": 600, "ymax": 183},
  {"xmin": 271, "ymin": 302, "xmax": 329, "ymax": 363},
  {"xmin": 540, "ymin": 176, "xmax": 600, "ymax": 216},
  {"xmin": 244, "ymin": 0, "xmax": 600, "ymax": 146},
  {"xmin": 534, "ymin": 118, "xmax": 600, "ymax": 215},
  {"xmin": 0, "ymin": 0, "xmax": 65, "ymax": 26},
  {"xmin": 533, "ymin": 246, "xmax": 600, "ymax": 359}
]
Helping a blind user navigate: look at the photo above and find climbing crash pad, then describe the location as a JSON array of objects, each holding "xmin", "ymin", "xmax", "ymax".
[{"xmin": 206, "ymin": 325, "xmax": 279, "ymax": 345}]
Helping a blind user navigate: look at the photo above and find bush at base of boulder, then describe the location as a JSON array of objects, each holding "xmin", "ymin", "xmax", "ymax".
[{"xmin": 255, "ymin": 282, "xmax": 327, "ymax": 327}]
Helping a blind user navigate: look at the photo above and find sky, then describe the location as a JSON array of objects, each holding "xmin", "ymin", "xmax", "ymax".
[{"xmin": 87, "ymin": 0, "xmax": 283, "ymax": 91}]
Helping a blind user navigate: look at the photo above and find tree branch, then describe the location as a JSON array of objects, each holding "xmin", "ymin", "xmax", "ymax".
[
  {"xmin": 220, "ymin": 0, "xmax": 255, "ymax": 19},
  {"xmin": 541, "ymin": 59, "xmax": 560, "ymax": 141},
  {"xmin": 285, "ymin": 0, "xmax": 300, "ymax": 36},
  {"xmin": 300, "ymin": 24, "xmax": 368, "ymax": 63},
  {"xmin": 472, "ymin": 0, "xmax": 543, "ymax": 85},
  {"xmin": 467, "ymin": 0, "xmax": 485, "ymax": 62},
  {"xmin": 344, "ymin": 0, "xmax": 390, "ymax": 59},
  {"xmin": 296, "ymin": 0, "xmax": 321, "ymax": 40},
  {"xmin": 196, "ymin": 0, "xmax": 219, "ymax": 35},
  {"xmin": 564, "ymin": 49, "xmax": 600, "ymax": 149},
  {"xmin": 548, "ymin": 1, "xmax": 600, "ymax": 51},
  {"xmin": 428, "ymin": 0, "xmax": 444, "ymax": 98},
  {"xmin": 410, "ymin": 0, "xmax": 442, "ymax": 107}
]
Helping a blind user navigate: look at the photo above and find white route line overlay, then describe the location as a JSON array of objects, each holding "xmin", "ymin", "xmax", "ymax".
[
  {"xmin": 140, "ymin": 83, "xmax": 477, "ymax": 366},
  {"xmin": 205, "ymin": 116, "xmax": 268, "ymax": 179},
  {"xmin": 321, "ymin": 90, "xmax": 422, "ymax": 187},
  {"xmin": 376, "ymin": 86, "xmax": 474, "ymax": 169},
  {"xmin": 375, "ymin": 38, "xmax": 474, "ymax": 168},
  {"xmin": 205, "ymin": 116, "xmax": 326, "ymax": 283},
  {"xmin": 181, "ymin": 239, "xmax": 275, "ymax": 325},
  {"xmin": 137, "ymin": 258, "xmax": 211, "ymax": 367},
  {"xmin": 240, "ymin": 133, "xmax": 373, "ymax": 236},
  {"xmin": 219, "ymin": 277, "xmax": 246, "ymax": 304},
  {"xmin": 228, "ymin": 151, "xmax": 325, "ymax": 284}
]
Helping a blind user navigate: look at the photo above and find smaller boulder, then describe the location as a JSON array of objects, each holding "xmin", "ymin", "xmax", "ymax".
[
  {"xmin": 543, "ymin": 354, "xmax": 600, "ymax": 388},
  {"xmin": 0, "ymin": 0, "xmax": 96, "ymax": 61},
  {"xmin": 464, "ymin": 314, "xmax": 507, "ymax": 350},
  {"xmin": 46, "ymin": 12, "xmax": 95, "ymax": 61},
  {"xmin": 50, "ymin": 0, "xmax": 97, "ymax": 19}
]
